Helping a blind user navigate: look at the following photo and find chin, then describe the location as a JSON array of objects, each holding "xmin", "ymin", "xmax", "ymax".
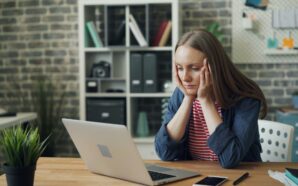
[{"xmin": 185, "ymin": 89, "xmax": 197, "ymax": 96}]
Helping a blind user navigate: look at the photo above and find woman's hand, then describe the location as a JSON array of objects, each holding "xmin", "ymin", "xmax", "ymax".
[{"xmin": 196, "ymin": 59, "xmax": 213, "ymax": 102}]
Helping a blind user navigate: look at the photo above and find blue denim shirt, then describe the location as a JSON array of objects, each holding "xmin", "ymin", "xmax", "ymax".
[{"xmin": 155, "ymin": 88, "xmax": 262, "ymax": 168}]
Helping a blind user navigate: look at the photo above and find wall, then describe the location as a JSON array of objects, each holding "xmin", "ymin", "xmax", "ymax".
[{"xmin": 0, "ymin": 0, "xmax": 297, "ymax": 157}]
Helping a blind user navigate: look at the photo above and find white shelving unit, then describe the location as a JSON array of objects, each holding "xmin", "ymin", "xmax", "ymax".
[{"xmin": 79, "ymin": 0, "xmax": 179, "ymax": 159}]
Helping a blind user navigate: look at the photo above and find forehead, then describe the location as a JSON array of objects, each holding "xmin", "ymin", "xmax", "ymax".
[{"xmin": 175, "ymin": 45, "xmax": 205, "ymax": 65}]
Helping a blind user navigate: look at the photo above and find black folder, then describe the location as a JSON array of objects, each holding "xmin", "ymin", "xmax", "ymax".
[
  {"xmin": 130, "ymin": 53, "xmax": 143, "ymax": 92},
  {"xmin": 143, "ymin": 53, "xmax": 157, "ymax": 92}
]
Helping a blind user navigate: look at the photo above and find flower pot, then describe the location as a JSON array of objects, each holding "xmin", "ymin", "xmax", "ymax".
[
  {"xmin": 2, "ymin": 164, "xmax": 36, "ymax": 186},
  {"xmin": 292, "ymin": 96, "xmax": 298, "ymax": 109}
]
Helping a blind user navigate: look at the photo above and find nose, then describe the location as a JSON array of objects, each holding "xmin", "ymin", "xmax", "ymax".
[{"xmin": 181, "ymin": 70, "xmax": 191, "ymax": 82}]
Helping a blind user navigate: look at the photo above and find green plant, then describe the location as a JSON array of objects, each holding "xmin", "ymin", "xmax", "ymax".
[
  {"xmin": 206, "ymin": 22, "xmax": 224, "ymax": 43},
  {"xmin": 32, "ymin": 79, "xmax": 65, "ymax": 149},
  {"xmin": 0, "ymin": 125, "xmax": 50, "ymax": 167}
]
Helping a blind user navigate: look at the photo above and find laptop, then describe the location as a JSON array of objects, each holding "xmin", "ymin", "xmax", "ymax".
[{"xmin": 62, "ymin": 118, "xmax": 199, "ymax": 186}]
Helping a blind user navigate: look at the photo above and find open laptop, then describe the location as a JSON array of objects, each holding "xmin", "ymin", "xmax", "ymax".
[{"xmin": 62, "ymin": 118, "xmax": 199, "ymax": 186}]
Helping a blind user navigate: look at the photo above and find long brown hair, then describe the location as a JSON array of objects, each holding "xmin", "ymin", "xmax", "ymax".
[{"xmin": 175, "ymin": 30, "xmax": 267, "ymax": 118}]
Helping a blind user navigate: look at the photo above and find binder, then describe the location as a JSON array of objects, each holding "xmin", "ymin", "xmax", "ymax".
[
  {"xmin": 130, "ymin": 53, "xmax": 143, "ymax": 92},
  {"xmin": 143, "ymin": 53, "xmax": 157, "ymax": 92}
]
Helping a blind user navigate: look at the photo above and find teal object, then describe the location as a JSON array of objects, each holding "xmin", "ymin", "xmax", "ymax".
[
  {"xmin": 276, "ymin": 110, "xmax": 298, "ymax": 162},
  {"xmin": 267, "ymin": 38, "xmax": 278, "ymax": 48},
  {"xmin": 136, "ymin": 112, "xmax": 149, "ymax": 137}
]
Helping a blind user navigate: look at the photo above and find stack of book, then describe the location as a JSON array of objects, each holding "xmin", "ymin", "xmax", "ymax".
[
  {"xmin": 85, "ymin": 21, "xmax": 103, "ymax": 48},
  {"xmin": 285, "ymin": 168, "xmax": 298, "ymax": 185},
  {"xmin": 152, "ymin": 20, "xmax": 172, "ymax": 46}
]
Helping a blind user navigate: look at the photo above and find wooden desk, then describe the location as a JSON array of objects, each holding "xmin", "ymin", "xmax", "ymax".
[
  {"xmin": 0, "ymin": 112, "xmax": 37, "ymax": 130},
  {"xmin": 0, "ymin": 157, "xmax": 295, "ymax": 186}
]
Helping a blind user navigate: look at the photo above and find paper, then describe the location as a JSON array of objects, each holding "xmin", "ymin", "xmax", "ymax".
[{"xmin": 268, "ymin": 170, "xmax": 296, "ymax": 186}]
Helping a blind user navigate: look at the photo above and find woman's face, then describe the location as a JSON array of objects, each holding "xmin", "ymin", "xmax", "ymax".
[{"xmin": 174, "ymin": 45, "xmax": 206, "ymax": 96}]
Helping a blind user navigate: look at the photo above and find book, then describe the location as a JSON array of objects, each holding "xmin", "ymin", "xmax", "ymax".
[
  {"xmin": 285, "ymin": 168, "xmax": 298, "ymax": 185},
  {"xmin": 152, "ymin": 20, "xmax": 168, "ymax": 46},
  {"xmin": 158, "ymin": 20, "xmax": 172, "ymax": 46},
  {"xmin": 129, "ymin": 14, "xmax": 148, "ymax": 46},
  {"xmin": 86, "ymin": 21, "xmax": 103, "ymax": 48}
]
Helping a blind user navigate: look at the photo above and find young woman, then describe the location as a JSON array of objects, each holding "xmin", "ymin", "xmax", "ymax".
[{"xmin": 155, "ymin": 30, "xmax": 267, "ymax": 168}]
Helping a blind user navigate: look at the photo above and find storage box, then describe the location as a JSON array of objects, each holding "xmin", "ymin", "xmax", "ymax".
[
  {"xmin": 86, "ymin": 98, "xmax": 126, "ymax": 125},
  {"xmin": 276, "ymin": 110, "xmax": 298, "ymax": 162}
]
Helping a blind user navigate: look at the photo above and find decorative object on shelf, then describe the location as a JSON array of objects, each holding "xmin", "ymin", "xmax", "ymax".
[
  {"xmin": 292, "ymin": 91, "xmax": 298, "ymax": 109},
  {"xmin": 242, "ymin": 12, "xmax": 256, "ymax": 30},
  {"xmin": 282, "ymin": 31, "xmax": 294, "ymax": 49},
  {"xmin": 136, "ymin": 111, "xmax": 149, "ymax": 137},
  {"xmin": 0, "ymin": 125, "xmax": 49, "ymax": 186},
  {"xmin": 90, "ymin": 61, "xmax": 111, "ymax": 78},
  {"xmin": 163, "ymin": 80, "xmax": 174, "ymax": 93},
  {"xmin": 267, "ymin": 32, "xmax": 278, "ymax": 49}
]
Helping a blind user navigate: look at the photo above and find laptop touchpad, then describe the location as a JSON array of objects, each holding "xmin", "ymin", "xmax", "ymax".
[{"xmin": 146, "ymin": 164, "xmax": 173, "ymax": 172}]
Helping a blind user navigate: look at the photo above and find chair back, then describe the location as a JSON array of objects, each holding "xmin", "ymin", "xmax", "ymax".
[{"xmin": 258, "ymin": 119, "xmax": 294, "ymax": 162}]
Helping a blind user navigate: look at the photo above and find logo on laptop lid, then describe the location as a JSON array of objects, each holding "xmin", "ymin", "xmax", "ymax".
[{"xmin": 97, "ymin": 144, "xmax": 112, "ymax": 158}]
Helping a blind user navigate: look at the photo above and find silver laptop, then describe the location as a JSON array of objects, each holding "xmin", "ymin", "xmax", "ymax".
[{"xmin": 62, "ymin": 118, "xmax": 199, "ymax": 186}]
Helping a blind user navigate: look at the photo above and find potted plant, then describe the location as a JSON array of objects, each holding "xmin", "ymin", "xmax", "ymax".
[
  {"xmin": 206, "ymin": 22, "xmax": 224, "ymax": 43},
  {"xmin": 32, "ymin": 78, "xmax": 65, "ymax": 156},
  {"xmin": 0, "ymin": 125, "xmax": 49, "ymax": 186},
  {"xmin": 292, "ymin": 91, "xmax": 298, "ymax": 109}
]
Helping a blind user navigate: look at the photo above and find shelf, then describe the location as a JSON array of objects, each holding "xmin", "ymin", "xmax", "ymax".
[
  {"xmin": 133, "ymin": 137, "xmax": 155, "ymax": 143},
  {"xmin": 129, "ymin": 46, "xmax": 172, "ymax": 51},
  {"xmin": 130, "ymin": 92, "xmax": 171, "ymax": 97},
  {"xmin": 86, "ymin": 93, "xmax": 126, "ymax": 97},
  {"xmin": 84, "ymin": 46, "xmax": 172, "ymax": 52},
  {"xmin": 264, "ymin": 49, "xmax": 298, "ymax": 55},
  {"xmin": 80, "ymin": 0, "xmax": 178, "ymax": 160}
]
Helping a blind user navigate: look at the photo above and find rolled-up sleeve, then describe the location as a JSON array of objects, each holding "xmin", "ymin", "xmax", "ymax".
[
  {"xmin": 154, "ymin": 88, "xmax": 188, "ymax": 161},
  {"xmin": 207, "ymin": 98, "xmax": 260, "ymax": 168}
]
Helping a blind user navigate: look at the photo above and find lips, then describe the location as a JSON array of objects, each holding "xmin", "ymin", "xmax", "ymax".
[{"xmin": 184, "ymin": 85, "xmax": 196, "ymax": 89}]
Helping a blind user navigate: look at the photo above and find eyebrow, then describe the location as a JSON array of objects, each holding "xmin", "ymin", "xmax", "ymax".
[{"xmin": 175, "ymin": 62, "xmax": 203, "ymax": 67}]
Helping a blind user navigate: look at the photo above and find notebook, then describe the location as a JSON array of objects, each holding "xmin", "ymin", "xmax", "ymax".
[{"xmin": 62, "ymin": 118, "xmax": 199, "ymax": 185}]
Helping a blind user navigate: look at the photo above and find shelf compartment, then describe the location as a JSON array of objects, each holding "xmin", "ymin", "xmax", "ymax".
[
  {"xmin": 86, "ymin": 98, "xmax": 126, "ymax": 125},
  {"xmin": 106, "ymin": 5, "xmax": 126, "ymax": 46},
  {"xmin": 129, "ymin": 51, "xmax": 172, "ymax": 93},
  {"xmin": 148, "ymin": 3, "xmax": 172, "ymax": 47},
  {"xmin": 131, "ymin": 97, "xmax": 167, "ymax": 138}
]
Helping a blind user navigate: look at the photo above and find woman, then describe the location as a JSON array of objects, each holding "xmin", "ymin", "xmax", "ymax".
[{"xmin": 155, "ymin": 30, "xmax": 267, "ymax": 168}]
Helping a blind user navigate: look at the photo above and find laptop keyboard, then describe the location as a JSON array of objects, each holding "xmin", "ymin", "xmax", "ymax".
[{"xmin": 148, "ymin": 171, "xmax": 175, "ymax": 181}]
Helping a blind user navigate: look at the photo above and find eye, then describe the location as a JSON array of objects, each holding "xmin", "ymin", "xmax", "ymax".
[
  {"xmin": 192, "ymin": 67, "xmax": 200, "ymax": 71},
  {"xmin": 176, "ymin": 66, "xmax": 183, "ymax": 71}
]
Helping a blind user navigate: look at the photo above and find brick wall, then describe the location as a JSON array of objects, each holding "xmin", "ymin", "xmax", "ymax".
[
  {"xmin": 0, "ymin": 0, "xmax": 79, "ymax": 157},
  {"xmin": 0, "ymin": 0, "xmax": 297, "ymax": 157}
]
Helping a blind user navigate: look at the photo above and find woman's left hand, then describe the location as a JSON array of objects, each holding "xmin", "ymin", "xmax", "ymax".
[{"xmin": 196, "ymin": 59, "xmax": 213, "ymax": 102}]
